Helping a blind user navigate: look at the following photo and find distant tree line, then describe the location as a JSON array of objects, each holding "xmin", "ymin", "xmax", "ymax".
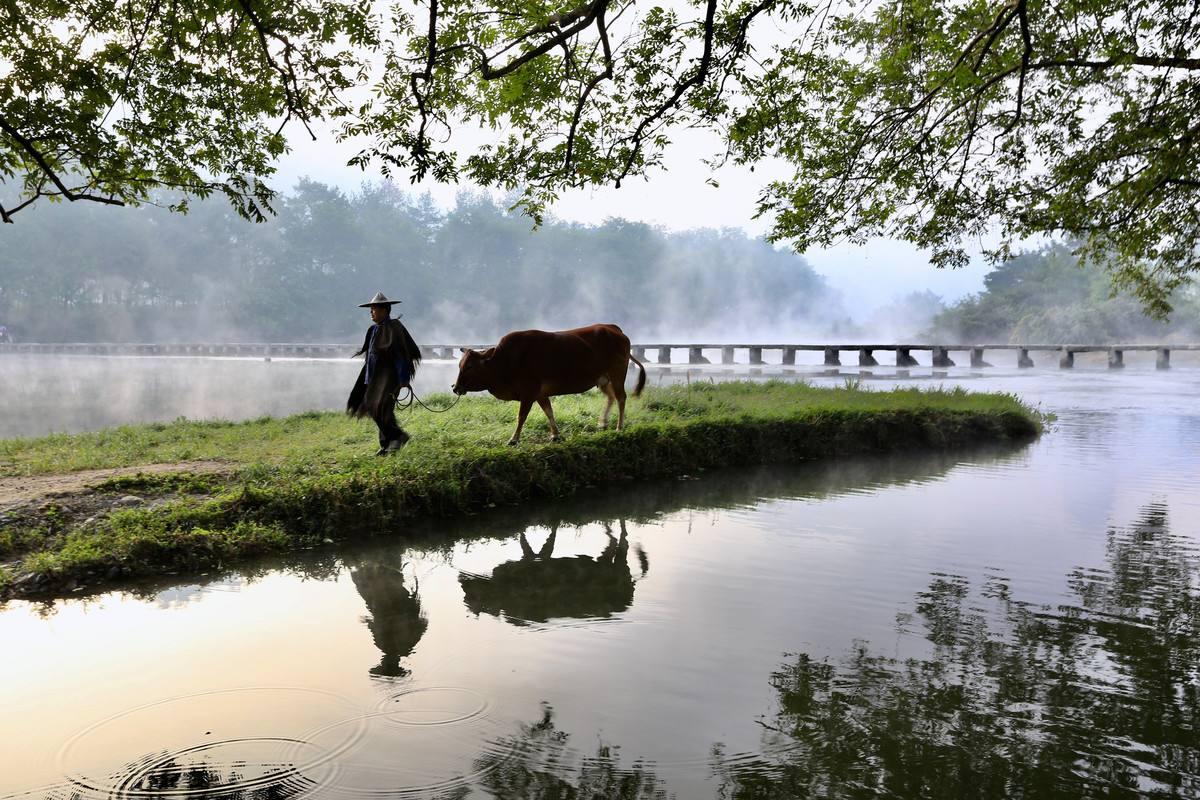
[
  {"xmin": 4, "ymin": 184, "xmax": 1196, "ymax": 345},
  {"xmin": 0, "ymin": 180, "xmax": 847, "ymax": 344},
  {"xmin": 925, "ymin": 244, "xmax": 1200, "ymax": 344}
]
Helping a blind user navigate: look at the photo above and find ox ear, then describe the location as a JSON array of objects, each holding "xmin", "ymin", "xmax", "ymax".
[
  {"xmin": 460, "ymin": 347, "xmax": 473, "ymax": 355},
  {"xmin": 482, "ymin": 347, "xmax": 497, "ymax": 359}
]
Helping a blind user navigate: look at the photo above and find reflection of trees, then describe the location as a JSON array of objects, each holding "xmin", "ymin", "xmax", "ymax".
[
  {"xmin": 720, "ymin": 504, "xmax": 1200, "ymax": 798},
  {"xmin": 348, "ymin": 557, "xmax": 428, "ymax": 678},
  {"xmin": 459, "ymin": 522, "xmax": 640, "ymax": 625},
  {"xmin": 441, "ymin": 447, "xmax": 1028, "ymax": 629},
  {"xmin": 49, "ymin": 446, "xmax": 1025, "ymax": 609},
  {"xmin": 472, "ymin": 703, "xmax": 667, "ymax": 800},
  {"xmin": 448, "ymin": 447, "xmax": 1026, "ymax": 545}
]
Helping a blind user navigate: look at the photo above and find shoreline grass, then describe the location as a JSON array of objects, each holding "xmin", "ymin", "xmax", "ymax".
[{"xmin": 0, "ymin": 381, "xmax": 1043, "ymax": 599}]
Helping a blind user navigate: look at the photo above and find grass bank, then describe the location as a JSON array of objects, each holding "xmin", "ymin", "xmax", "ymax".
[{"xmin": 0, "ymin": 381, "xmax": 1043, "ymax": 599}]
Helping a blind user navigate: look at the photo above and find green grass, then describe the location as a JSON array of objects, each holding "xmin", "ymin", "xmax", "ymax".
[{"xmin": 0, "ymin": 381, "xmax": 1043, "ymax": 598}]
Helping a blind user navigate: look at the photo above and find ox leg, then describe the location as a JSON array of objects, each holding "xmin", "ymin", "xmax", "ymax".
[
  {"xmin": 597, "ymin": 380, "xmax": 617, "ymax": 428},
  {"xmin": 509, "ymin": 398, "xmax": 534, "ymax": 445},
  {"xmin": 537, "ymin": 397, "xmax": 561, "ymax": 441},
  {"xmin": 599, "ymin": 524, "xmax": 619, "ymax": 563},
  {"xmin": 608, "ymin": 370, "xmax": 629, "ymax": 430},
  {"xmin": 540, "ymin": 527, "xmax": 557, "ymax": 557}
]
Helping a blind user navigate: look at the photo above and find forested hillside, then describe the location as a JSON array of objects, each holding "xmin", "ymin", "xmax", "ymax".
[
  {"xmin": 927, "ymin": 244, "xmax": 1200, "ymax": 344},
  {"xmin": 0, "ymin": 181, "xmax": 847, "ymax": 343}
]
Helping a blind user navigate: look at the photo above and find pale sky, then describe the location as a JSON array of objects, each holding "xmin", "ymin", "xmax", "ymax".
[{"xmin": 275, "ymin": 122, "xmax": 991, "ymax": 316}]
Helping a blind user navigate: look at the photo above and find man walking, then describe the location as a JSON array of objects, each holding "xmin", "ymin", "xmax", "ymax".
[{"xmin": 347, "ymin": 292, "xmax": 422, "ymax": 455}]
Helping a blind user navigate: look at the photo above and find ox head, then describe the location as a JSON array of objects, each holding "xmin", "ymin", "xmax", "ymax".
[{"xmin": 452, "ymin": 347, "xmax": 496, "ymax": 395}]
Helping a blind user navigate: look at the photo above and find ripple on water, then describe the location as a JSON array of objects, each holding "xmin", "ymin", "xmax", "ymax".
[
  {"xmin": 53, "ymin": 687, "xmax": 364, "ymax": 800},
  {"xmin": 374, "ymin": 686, "xmax": 491, "ymax": 727},
  {"xmin": 294, "ymin": 687, "xmax": 517, "ymax": 798}
]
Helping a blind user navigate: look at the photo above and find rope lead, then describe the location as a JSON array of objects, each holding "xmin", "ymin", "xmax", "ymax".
[{"xmin": 395, "ymin": 386, "xmax": 463, "ymax": 413}]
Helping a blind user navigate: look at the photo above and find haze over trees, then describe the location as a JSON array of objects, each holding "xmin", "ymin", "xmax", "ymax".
[
  {"xmin": 928, "ymin": 243, "xmax": 1200, "ymax": 343},
  {"xmin": 3, "ymin": 180, "xmax": 1194, "ymax": 345},
  {"xmin": 2, "ymin": 0, "xmax": 1196, "ymax": 316},
  {"xmin": 0, "ymin": 182, "xmax": 846, "ymax": 343}
]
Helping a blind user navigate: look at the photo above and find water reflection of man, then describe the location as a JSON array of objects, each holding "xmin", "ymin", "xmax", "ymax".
[
  {"xmin": 349, "ymin": 559, "xmax": 428, "ymax": 678},
  {"xmin": 347, "ymin": 292, "xmax": 422, "ymax": 456}
]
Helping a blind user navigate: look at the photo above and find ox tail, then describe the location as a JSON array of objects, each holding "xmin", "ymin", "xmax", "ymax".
[{"xmin": 629, "ymin": 353, "xmax": 646, "ymax": 397}]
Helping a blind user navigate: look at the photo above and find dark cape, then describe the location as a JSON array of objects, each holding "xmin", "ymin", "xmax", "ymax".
[{"xmin": 347, "ymin": 317, "xmax": 422, "ymax": 418}]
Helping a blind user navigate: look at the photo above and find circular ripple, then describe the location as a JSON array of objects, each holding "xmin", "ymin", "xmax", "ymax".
[
  {"xmin": 56, "ymin": 687, "xmax": 363, "ymax": 799},
  {"xmin": 68, "ymin": 738, "xmax": 323, "ymax": 799},
  {"xmin": 293, "ymin": 688, "xmax": 513, "ymax": 798},
  {"xmin": 374, "ymin": 686, "xmax": 491, "ymax": 727}
]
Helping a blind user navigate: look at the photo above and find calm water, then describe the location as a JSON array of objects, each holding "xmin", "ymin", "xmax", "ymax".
[{"xmin": 2, "ymin": 356, "xmax": 1200, "ymax": 798}]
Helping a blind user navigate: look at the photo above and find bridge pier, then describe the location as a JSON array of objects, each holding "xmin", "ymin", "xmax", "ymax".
[
  {"xmin": 932, "ymin": 347, "xmax": 955, "ymax": 367},
  {"xmin": 721, "ymin": 346, "xmax": 735, "ymax": 364},
  {"xmin": 1157, "ymin": 348, "xmax": 1171, "ymax": 370},
  {"xmin": 858, "ymin": 348, "xmax": 878, "ymax": 366},
  {"xmin": 748, "ymin": 347, "xmax": 765, "ymax": 365},
  {"xmin": 1059, "ymin": 350, "xmax": 1074, "ymax": 369},
  {"xmin": 689, "ymin": 346, "xmax": 710, "ymax": 364},
  {"xmin": 632, "ymin": 346, "xmax": 646, "ymax": 361},
  {"xmin": 658, "ymin": 347, "xmax": 672, "ymax": 365},
  {"xmin": 1018, "ymin": 349, "xmax": 1034, "ymax": 368},
  {"xmin": 970, "ymin": 348, "xmax": 991, "ymax": 368},
  {"xmin": 823, "ymin": 347, "xmax": 841, "ymax": 366},
  {"xmin": 896, "ymin": 348, "xmax": 919, "ymax": 367},
  {"xmin": 1108, "ymin": 349, "xmax": 1124, "ymax": 369},
  {"xmin": 782, "ymin": 347, "xmax": 796, "ymax": 365}
]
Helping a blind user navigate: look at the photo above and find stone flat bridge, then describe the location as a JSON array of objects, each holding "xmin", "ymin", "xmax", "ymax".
[{"xmin": 2, "ymin": 341, "xmax": 1197, "ymax": 368}]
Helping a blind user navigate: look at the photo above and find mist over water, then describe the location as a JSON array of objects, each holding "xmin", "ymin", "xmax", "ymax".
[
  {"xmin": 3, "ymin": 360, "xmax": 1200, "ymax": 797},
  {"xmin": 0, "ymin": 355, "xmax": 463, "ymax": 439},
  {"xmin": 2, "ymin": 347, "xmax": 1196, "ymax": 440}
]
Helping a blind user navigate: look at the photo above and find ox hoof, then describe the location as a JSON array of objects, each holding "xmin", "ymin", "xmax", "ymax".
[{"xmin": 507, "ymin": 437, "xmax": 519, "ymax": 446}]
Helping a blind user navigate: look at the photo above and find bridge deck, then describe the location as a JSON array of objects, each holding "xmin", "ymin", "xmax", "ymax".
[{"xmin": 2, "ymin": 342, "xmax": 1197, "ymax": 372}]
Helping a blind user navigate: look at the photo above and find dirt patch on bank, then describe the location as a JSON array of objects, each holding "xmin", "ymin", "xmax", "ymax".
[{"xmin": 0, "ymin": 461, "xmax": 232, "ymax": 511}]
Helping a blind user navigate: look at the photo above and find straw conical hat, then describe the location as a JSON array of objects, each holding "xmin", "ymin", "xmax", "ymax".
[{"xmin": 358, "ymin": 291, "xmax": 402, "ymax": 308}]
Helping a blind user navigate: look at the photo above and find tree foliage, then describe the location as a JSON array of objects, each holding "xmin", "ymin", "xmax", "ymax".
[
  {"xmin": 746, "ymin": 0, "xmax": 1200, "ymax": 318},
  {"xmin": 3, "ymin": 0, "xmax": 1198, "ymax": 315},
  {"xmin": 0, "ymin": 0, "xmax": 375, "ymax": 222}
]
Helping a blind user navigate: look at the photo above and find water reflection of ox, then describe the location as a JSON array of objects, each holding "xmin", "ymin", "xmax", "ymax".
[{"xmin": 459, "ymin": 522, "xmax": 646, "ymax": 626}]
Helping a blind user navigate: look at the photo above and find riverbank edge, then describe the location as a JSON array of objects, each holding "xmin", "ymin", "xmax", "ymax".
[{"xmin": 0, "ymin": 403, "xmax": 1041, "ymax": 601}]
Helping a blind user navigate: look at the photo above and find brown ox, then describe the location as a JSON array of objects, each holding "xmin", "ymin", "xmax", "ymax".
[{"xmin": 451, "ymin": 323, "xmax": 647, "ymax": 445}]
